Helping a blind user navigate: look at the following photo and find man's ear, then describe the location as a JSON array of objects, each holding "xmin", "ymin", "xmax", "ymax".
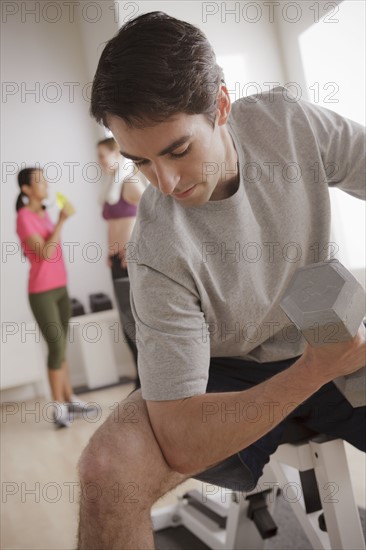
[{"xmin": 215, "ymin": 84, "xmax": 232, "ymax": 126}]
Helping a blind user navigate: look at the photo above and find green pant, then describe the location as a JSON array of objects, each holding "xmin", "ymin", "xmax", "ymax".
[{"xmin": 29, "ymin": 286, "xmax": 71, "ymax": 370}]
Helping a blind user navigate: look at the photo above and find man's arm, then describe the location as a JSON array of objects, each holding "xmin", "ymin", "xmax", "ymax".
[
  {"xmin": 295, "ymin": 94, "xmax": 366, "ymax": 201},
  {"xmin": 147, "ymin": 325, "xmax": 366, "ymax": 474}
]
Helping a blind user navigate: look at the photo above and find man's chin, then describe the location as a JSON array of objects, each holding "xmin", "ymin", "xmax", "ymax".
[{"xmin": 177, "ymin": 186, "xmax": 212, "ymax": 207}]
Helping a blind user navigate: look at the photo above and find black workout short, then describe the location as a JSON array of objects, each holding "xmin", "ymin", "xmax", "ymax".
[{"xmin": 191, "ymin": 355, "xmax": 366, "ymax": 492}]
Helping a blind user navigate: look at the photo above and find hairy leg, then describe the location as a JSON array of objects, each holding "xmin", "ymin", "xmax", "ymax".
[{"xmin": 76, "ymin": 389, "xmax": 197, "ymax": 549}]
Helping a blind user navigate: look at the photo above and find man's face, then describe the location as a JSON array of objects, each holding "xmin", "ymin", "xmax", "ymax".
[{"xmin": 107, "ymin": 109, "xmax": 238, "ymax": 207}]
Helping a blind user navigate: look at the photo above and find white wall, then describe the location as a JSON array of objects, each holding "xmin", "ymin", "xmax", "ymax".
[
  {"xmin": 1, "ymin": 0, "xmax": 120, "ymax": 332},
  {"xmin": 77, "ymin": 0, "xmax": 119, "ymax": 99},
  {"xmin": 298, "ymin": 0, "xmax": 365, "ymax": 278},
  {"xmin": 116, "ymin": 1, "xmax": 286, "ymax": 95},
  {"xmin": 273, "ymin": 0, "xmax": 344, "ymax": 95},
  {"xmin": 274, "ymin": 0, "xmax": 365, "ymax": 285}
]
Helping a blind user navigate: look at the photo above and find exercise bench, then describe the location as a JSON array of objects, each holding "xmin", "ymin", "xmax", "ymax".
[{"xmin": 152, "ymin": 427, "xmax": 365, "ymax": 549}]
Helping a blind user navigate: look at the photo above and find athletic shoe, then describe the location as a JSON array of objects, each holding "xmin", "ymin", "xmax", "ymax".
[
  {"xmin": 66, "ymin": 396, "xmax": 99, "ymax": 416},
  {"xmin": 53, "ymin": 402, "xmax": 71, "ymax": 429}
]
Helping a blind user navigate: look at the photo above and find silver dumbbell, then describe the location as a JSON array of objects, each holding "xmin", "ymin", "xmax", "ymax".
[{"xmin": 280, "ymin": 261, "xmax": 366, "ymax": 407}]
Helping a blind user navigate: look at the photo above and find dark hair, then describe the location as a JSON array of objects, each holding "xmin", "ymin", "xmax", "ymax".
[
  {"xmin": 16, "ymin": 167, "xmax": 45, "ymax": 212},
  {"xmin": 97, "ymin": 137, "xmax": 119, "ymax": 151},
  {"xmin": 90, "ymin": 11, "xmax": 225, "ymax": 129}
]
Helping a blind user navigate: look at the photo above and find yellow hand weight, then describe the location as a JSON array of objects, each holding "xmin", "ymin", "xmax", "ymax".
[{"xmin": 56, "ymin": 192, "xmax": 76, "ymax": 216}]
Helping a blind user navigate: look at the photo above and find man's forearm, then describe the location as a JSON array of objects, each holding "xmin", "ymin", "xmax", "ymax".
[{"xmin": 169, "ymin": 356, "xmax": 325, "ymax": 474}]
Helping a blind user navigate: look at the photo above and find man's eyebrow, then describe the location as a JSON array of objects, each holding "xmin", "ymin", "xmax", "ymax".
[{"xmin": 120, "ymin": 134, "xmax": 192, "ymax": 161}]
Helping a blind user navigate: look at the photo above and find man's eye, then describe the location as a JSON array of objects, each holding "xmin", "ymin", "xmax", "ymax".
[
  {"xmin": 170, "ymin": 146, "xmax": 190, "ymax": 159},
  {"xmin": 134, "ymin": 159, "xmax": 148, "ymax": 167},
  {"xmin": 133, "ymin": 145, "xmax": 191, "ymax": 168}
]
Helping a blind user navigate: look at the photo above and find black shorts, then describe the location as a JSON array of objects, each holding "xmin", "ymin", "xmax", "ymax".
[{"xmin": 191, "ymin": 355, "xmax": 366, "ymax": 492}]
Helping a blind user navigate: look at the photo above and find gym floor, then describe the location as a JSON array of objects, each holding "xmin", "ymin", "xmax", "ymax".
[{"xmin": 2, "ymin": 382, "xmax": 365, "ymax": 549}]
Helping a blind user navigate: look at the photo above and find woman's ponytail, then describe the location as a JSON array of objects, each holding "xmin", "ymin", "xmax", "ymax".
[
  {"xmin": 15, "ymin": 167, "xmax": 39, "ymax": 213},
  {"xmin": 15, "ymin": 191, "xmax": 26, "ymax": 212}
]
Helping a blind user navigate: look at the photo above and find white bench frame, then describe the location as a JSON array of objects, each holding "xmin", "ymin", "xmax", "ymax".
[{"xmin": 152, "ymin": 436, "xmax": 365, "ymax": 550}]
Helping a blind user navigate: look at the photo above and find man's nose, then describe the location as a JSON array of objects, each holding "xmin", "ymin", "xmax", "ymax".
[{"xmin": 154, "ymin": 164, "xmax": 179, "ymax": 195}]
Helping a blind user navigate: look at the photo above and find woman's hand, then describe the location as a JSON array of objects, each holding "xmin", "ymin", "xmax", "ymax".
[{"xmin": 58, "ymin": 207, "xmax": 71, "ymax": 224}]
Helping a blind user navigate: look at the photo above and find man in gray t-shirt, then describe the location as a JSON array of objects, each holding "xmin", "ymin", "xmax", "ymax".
[
  {"xmin": 77, "ymin": 11, "xmax": 365, "ymax": 549},
  {"xmin": 125, "ymin": 85, "xmax": 365, "ymax": 401}
]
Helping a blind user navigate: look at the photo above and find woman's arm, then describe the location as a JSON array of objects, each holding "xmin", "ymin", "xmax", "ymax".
[{"xmin": 23, "ymin": 209, "xmax": 69, "ymax": 261}]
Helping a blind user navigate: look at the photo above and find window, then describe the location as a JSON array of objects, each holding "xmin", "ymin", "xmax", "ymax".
[{"xmin": 298, "ymin": 0, "xmax": 365, "ymax": 273}]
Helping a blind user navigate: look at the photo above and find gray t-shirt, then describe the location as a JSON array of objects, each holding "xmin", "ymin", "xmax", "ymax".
[{"xmin": 127, "ymin": 86, "xmax": 365, "ymax": 401}]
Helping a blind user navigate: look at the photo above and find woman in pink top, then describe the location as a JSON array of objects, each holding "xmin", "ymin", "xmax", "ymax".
[{"xmin": 16, "ymin": 167, "xmax": 95, "ymax": 429}]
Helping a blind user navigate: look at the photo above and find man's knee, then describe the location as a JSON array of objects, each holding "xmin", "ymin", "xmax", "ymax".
[
  {"xmin": 78, "ymin": 391, "xmax": 148, "ymax": 478},
  {"xmin": 77, "ymin": 389, "xmax": 188, "ymax": 500}
]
